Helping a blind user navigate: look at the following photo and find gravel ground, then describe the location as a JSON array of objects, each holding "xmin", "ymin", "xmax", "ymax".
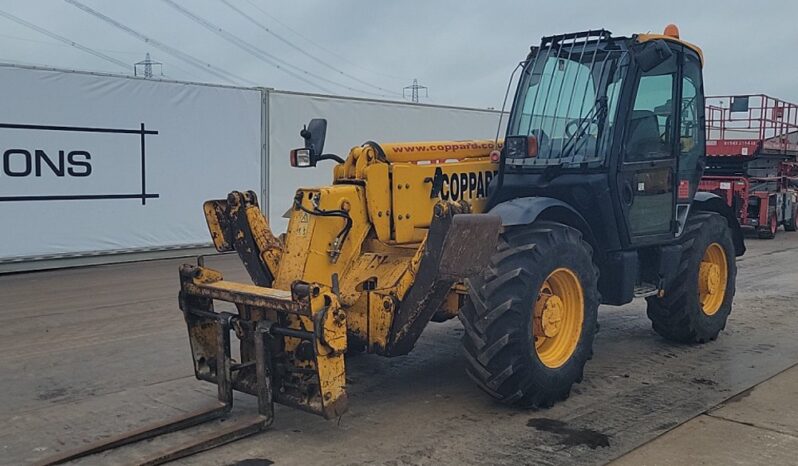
[{"xmin": 2, "ymin": 230, "xmax": 797, "ymax": 465}]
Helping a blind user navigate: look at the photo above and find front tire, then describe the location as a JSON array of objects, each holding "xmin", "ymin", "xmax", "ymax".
[
  {"xmin": 646, "ymin": 212, "xmax": 737, "ymax": 343},
  {"xmin": 459, "ymin": 221, "xmax": 599, "ymax": 408}
]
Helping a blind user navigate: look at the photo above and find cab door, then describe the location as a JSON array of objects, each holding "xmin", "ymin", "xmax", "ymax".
[{"xmin": 618, "ymin": 46, "xmax": 680, "ymax": 244}]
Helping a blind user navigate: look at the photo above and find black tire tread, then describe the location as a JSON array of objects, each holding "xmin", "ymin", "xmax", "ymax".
[
  {"xmin": 758, "ymin": 212, "xmax": 778, "ymax": 239},
  {"xmin": 784, "ymin": 207, "xmax": 797, "ymax": 232},
  {"xmin": 646, "ymin": 212, "xmax": 737, "ymax": 343},
  {"xmin": 459, "ymin": 221, "xmax": 599, "ymax": 408}
]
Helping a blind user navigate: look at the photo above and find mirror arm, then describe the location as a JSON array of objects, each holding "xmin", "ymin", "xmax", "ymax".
[{"xmin": 318, "ymin": 153, "xmax": 345, "ymax": 164}]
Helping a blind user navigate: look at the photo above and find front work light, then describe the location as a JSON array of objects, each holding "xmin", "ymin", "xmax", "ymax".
[{"xmin": 290, "ymin": 148, "xmax": 313, "ymax": 167}]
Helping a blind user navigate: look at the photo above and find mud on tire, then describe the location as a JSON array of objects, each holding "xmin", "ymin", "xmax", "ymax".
[
  {"xmin": 646, "ymin": 212, "xmax": 737, "ymax": 343},
  {"xmin": 459, "ymin": 221, "xmax": 599, "ymax": 408}
]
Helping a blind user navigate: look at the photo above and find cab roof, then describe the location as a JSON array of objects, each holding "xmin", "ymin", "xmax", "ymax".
[{"xmin": 636, "ymin": 25, "xmax": 704, "ymax": 66}]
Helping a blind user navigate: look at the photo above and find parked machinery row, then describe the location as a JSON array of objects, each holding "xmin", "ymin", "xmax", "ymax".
[{"xmin": 701, "ymin": 94, "xmax": 798, "ymax": 238}]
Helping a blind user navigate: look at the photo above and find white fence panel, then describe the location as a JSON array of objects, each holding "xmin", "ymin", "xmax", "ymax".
[
  {"xmin": 0, "ymin": 66, "xmax": 262, "ymax": 263},
  {"xmin": 0, "ymin": 68, "xmax": 508, "ymax": 269}
]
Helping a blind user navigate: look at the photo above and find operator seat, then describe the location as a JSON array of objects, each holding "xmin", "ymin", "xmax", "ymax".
[{"xmin": 627, "ymin": 110, "xmax": 667, "ymax": 160}]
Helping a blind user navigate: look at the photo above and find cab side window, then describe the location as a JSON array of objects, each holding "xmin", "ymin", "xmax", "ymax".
[
  {"xmin": 625, "ymin": 57, "xmax": 678, "ymax": 161},
  {"xmin": 622, "ymin": 46, "xmax": 679, "ymax": 237},
  {"xmin": 678, "ymin": 53, "xmax": 704, "ymax": 192}
]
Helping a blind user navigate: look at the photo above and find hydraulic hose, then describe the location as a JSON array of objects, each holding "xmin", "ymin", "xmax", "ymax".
[{"xmin": 293, "ymin": 192, "xmax": 353, "ymax": 261}]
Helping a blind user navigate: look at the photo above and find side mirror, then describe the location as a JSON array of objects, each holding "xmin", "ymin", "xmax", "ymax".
[
  {"xmin": 301, "ymin": 118, "xmax": 327, "ymax": 156},
  {"xmin": 634, "ymin": 39, "xmax": 673, "ymax": 72},
  {"xmin": 291, "ymin": 118, "xmax": 327, "ymax": 168}
]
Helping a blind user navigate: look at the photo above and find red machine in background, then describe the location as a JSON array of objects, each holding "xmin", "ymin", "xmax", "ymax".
[{"xmin": 700, "ymin": 94, "xmax": 798, "ymax": 238}]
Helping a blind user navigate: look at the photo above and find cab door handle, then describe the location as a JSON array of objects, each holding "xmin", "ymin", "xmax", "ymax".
[{"xmin": 622, "ymin": 181, "xmax": 634, "ymax": 206}]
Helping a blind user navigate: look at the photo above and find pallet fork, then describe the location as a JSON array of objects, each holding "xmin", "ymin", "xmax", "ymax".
[
  {"xmin": 37, "ymin": 280, "xmax": 278, "ymax": 465},
  {"xmin": 37, "ymin": 191, "xmax": 499, "ymax": 464}
]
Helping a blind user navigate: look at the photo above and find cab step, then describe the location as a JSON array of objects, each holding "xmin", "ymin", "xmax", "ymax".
[{"xmin": 633, "ymin": 283, "xmax": 660, "ymax": 298}]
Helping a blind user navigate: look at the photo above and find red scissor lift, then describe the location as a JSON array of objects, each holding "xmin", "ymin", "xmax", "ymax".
[{"xmin": 701, "ymin": 94, "xmax": 798, "ymax": 238}]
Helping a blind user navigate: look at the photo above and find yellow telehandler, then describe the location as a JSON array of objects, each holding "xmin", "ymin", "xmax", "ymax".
[{"xmin": 45, "ymin": 25, "xmax": 744, "ymax": 465}]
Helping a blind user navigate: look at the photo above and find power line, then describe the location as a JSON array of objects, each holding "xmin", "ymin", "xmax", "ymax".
[
  {"xmin": 0, "ymin": 32, "xmax": 141, "ymax": 56},
  {"xmin": 161, "ymin": 0, "xmax": 333, "ymax": 93},
  {"xmin": 0, "ymin": 28, "xmax": 205, "ymax": 82},
  {"xmin": 63, "ymin": 0, "xmax": 256, "ymax": 86},
  {"xmin": 243, "ymin": 0, "xmax": 410, "ymax": 82},
  {"xmin": 162, "ymin": 0, "xmax": 392, "ymax": 97},
  {"xmin": 157, "ymin": 60, "xmax": 206, "ymax": 82},
  {"xmin": 403, "ymin": 79, "xmax": 428, "ymax": 103},
  {"xmin": 220, "ymin": 0, "xmax": 401, "ymax": 96},
  {"xmin": 0, "ymin": 57, "xmax": 70, "ymax": 69},
  {"xmin": 0, "ymin": 8, "xmax": 130, "ymax": 71}
]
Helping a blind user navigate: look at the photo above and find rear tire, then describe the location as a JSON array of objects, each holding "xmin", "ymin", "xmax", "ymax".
[
  {"xmin": 784, "ymin": 206, "xmax": 797, "ymax": 232},
  {"xmin": 459, "ymin": 221, "xmax": 599, "ymax": 408},
  {"xmin": 646, "ymin": 212, "xmax": 736, "ymax": 343},
  {"xmin": 757, "ymin": 213, "xmax": 777, "ymax": 239}
]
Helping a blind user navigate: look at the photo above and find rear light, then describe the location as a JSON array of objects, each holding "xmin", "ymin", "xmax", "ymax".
[
  {"xmin": 489, "ymin": 150, "xmax": 501, "ymax": 163},
  {"xmin": 290, "ymin": 148, "xmax": 312, "ymax": 167},
  {"xmin": 505, "ymin": 135, "xmax": 538, "ymax": 158},
  {"xmin": 505, "ymin": 136, "xmax": 526, "ymax": 158},
  {"xmin": 527, "ymin": 135, "xmax": 538, "ymax": 157}
]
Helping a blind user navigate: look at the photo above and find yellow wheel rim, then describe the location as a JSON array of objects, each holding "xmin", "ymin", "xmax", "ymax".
[
  {"xmin": 533, "ymin": 268, "xmax": 584, "ymax": 368},
  {"xmin": 699, "ymin": 243, "xmax": 728, "ymax": 316}
]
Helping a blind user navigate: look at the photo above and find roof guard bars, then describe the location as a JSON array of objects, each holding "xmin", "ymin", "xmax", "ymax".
[{"xmin": 541, "ymin": 29, "xmax": 612, "ymax": 47}]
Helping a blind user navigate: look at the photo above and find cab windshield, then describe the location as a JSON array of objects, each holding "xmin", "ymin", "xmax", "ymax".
[{"xmin": 509, "ymin": 32, "xmax": 627, "ymax": 165}]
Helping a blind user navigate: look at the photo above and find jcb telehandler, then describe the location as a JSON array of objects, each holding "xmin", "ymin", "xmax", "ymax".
[{"xmin": 46, "ymin": 25, "xmax": 743, "ymax": 465}]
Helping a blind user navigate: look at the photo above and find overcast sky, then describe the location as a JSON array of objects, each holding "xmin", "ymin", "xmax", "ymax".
[{"xmin": 0, "ymin": 0, "xmax": 795, "ymax": 109}]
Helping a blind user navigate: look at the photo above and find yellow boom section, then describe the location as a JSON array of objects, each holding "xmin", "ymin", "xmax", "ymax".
[
  {"xmin": 186, "ymin": 137, "xmax": 503, "ymax": 424},
  {"xmin": 333, "ymin": 139, "xmax": 502, "ymax": 243},
  {"xmin": 379, "ymin": 139, "xmax": 502, "ymax": 163}
]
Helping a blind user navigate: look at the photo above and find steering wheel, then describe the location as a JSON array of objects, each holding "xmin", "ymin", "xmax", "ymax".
[
  {"xmin": 564, "ymin": 118, "xmax": 598, "ymax": 138},
  {"xmin": 564, "ymin": 119, "xmax": 581, "ymax": 138}
]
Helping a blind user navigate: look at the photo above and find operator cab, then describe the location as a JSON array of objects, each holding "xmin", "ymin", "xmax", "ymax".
[{"xmin": 492, "ymin": 26, "xmax": 705, "ymax": 252}]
